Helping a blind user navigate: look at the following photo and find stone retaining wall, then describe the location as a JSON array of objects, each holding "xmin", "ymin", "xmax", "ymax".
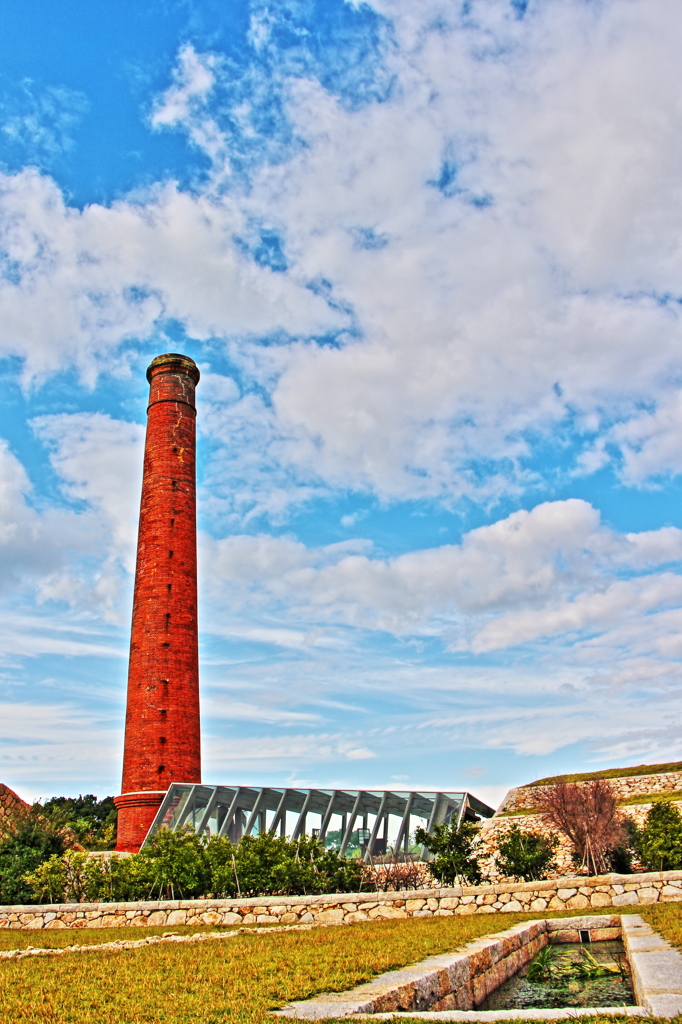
[
  {"xmin": 622, "ymin": 913, "xmax": 682, "ymax": 1017},
  {"xmin": 498, "ymin": 768, "xmax": 682, "ymax": 817},
  {"xmin": 276, "ymin": 915, "xmax": 622, "ymax": 1018},
  {"xmin": 3, "ymin": 869, "xmax": 682, "ymax": 931},
  {"xmin": 477, "ymin": 815, "xmax": 576, "ymax": 879},
  {"xmin": 0, "ymin": 783, "xmax": 28, "ymax": 836},
  {"xmin": 479, "ymin": 767, "xmax": 682, "ymax": 881}
]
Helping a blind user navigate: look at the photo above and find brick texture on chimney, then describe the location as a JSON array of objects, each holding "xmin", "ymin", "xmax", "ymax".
[{"xmin": 114, "ymin": 354, "xmax": 201, "ymax": 852}]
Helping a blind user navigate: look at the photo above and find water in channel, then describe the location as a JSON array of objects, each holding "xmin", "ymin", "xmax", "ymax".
[{"xmin": 477, "ymin": 940, "xmax": 636, "ymax": 1011}]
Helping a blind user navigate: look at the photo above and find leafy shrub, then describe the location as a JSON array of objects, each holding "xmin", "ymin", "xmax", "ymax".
[
  {"xmin": 207, "ymin": 831, "xmax": 365, "ymax": 897},
  {"xmin": 0, "ymin": 805, "xmax": 69, "ymax": 904},
  {"xmin": 23, "ymin": 828, "xmax": 366, "ymax": 904},
  {"xmin": 414, "ymin": 820, "xmax": 481, "ymax": 885},
  {"xmin": 39, "ymin": 794, "xmax": 117, "ymax": 850},
  {"xmin": 495, "ymin": 824, "xmax": 558, "ymax": 881},
  {"xmin": 24, "ymin": 849, "xmax": 157, "ymax": 904},
  {"xmin": 631, "ymin": 800, "xmax": 682, "ymax": 871},
  {"xmin": 142, "ymin": 825, "xmax": 211, "ymax": 899}
]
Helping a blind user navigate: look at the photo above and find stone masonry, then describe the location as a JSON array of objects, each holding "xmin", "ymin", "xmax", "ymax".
[
  {"xmin": 0, "ymin": 783, "xmax": 28, "ymax": 836},
  {"xmin": 276, "ymin": 916, "xmax": 621, "ymax": 1017},
  {"xmin": 477, "ymin": 763, "xmax": 682, "ymax": 881},
  {"xmin": 3, "ymin": 869, "xmax": 682, "ymax": 931},
  {"xmin": 498, "ymin": 765, "xmax": 682, "ymax": 816}
]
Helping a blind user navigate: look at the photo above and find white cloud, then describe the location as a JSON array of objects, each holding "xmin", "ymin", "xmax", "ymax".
[
  {"xmin": 0, "ymin": 170, "xmax": 341, "ymax": 386},
  {"xmin": 471, "ymin": 573, "xmax": 682, "ymax": 653},
  {"xmin": 198, "ymin": 653, "xmax": 682, "ymax": 773},
  {"xmin": 0, "ymin": 700, "xmax": 121, "ymax": 799},
  {"xmin": 151, "ymin": 45, "xmax": 217, "ymax": 129},
  {"xmin": 32, "ymin": 413, "xmax": 144, "ymax": 570},
  {"xmin": 1, "ymin": 83, "xmax": 89, "ymax": 162},
  {"xmin": 0, "ymin": 610, "xmax": 122, "ymax": 662},
  {"xmin": 151, "ymin": 45, "xmax": 230, "ymax": 170},
  {"xmin": 610, "ymin": 392, "xmax": 682, "ymax": 484},
  {"xmin": 0, "ymin": 2, "xmax": 680, "ymax": 499},
  {"xmin": 203, "ymin": 499, "xmax": 682, "ymax": 645},
  {"xmin": 228, "ymin": 0, "xmax": 682, "ymax": 499},
  {"xmin": 0, "ymin": 437, "xmax": 109, "ymax": 604},
  {"xmin": 202, "ymin": 732, "xmax": 377, "ymax": 773}
]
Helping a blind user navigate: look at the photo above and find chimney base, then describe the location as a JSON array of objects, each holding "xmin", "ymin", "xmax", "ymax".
[{"xmin": 114, "ymin": 791, "xmax": 166, "ymax": 853}]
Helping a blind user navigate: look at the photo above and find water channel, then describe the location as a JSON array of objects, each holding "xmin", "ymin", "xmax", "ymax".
[{"xmin": 477, "ymin": 940, "xmax": 636, "ymax": 1011}]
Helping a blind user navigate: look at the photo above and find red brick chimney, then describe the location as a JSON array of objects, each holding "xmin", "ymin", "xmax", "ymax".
[{"xmin": 114, "ymin": 353, "xmax": 201, "ymax": 852}]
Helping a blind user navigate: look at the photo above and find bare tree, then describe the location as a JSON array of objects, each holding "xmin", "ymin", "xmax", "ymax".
[{"xmin": 536, "ymin": 779, "xmax": 625, "ymax": 876}]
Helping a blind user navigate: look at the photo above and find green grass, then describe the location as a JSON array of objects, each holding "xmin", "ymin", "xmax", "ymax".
[
  {"xmin": 0, "ymin": 904, "xmax": 678, "ymax": 1023},
  {"xmin": 497, "ymin": 790, "xmax": 682, "ymax": 816},
  {"xmin": 641, "ymin": 902, "xmax": 682, "ymax": 949},
  {"xmin": 528, "ymin": 761, "xmax": 682, "ymax": 787},
  {"xmin": 618, "ymin": 790, "xmax": 682, "ymax": 807},
  {"xmin": 0, "ymin": 905, "xmax": 675, "ymax": 1022},
  {"xmin": 495, "ymin": 806, "xmax": 542, "ymax": 817}
]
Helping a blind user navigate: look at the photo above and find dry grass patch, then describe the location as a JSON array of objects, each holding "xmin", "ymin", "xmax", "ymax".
[
  {"xmin": 528, "ymin": 762, "xmax": 682, "ymax": 787},
  {"xmin": 0, "ymin": 912, "xmax": 556, "ymax": 1023},
  {"xmin": 0, "ymin": 921, "xmax": 244, "ymax": 951},
  {"xmin": 0, "ymin": 904, "xmax": 678, "ymax": 1023},
  {"xmin": 640, "ymin": 902, "xmax": 682, "ymax": 949}
]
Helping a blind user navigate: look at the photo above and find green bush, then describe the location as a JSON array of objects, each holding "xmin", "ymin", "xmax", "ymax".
[
  {"xmin": 208, "ymin": 832, "xmax": 365, "ymax": 898},
  {"xmin": 606, "ymin": 835, "xmax": 634, "ymax": 874},
  {"xmin": 142, "ymin": 825, "xmax": 211, "ymax": 899},
  {"xmin": 24, "ymin": 849, "xmax": 157, "ymax": 904},
  {"xmin": 495, "ymin": 824, "xmax": 558, "ymax": 881},
  {"xmin": 0, "ymin": 805, "xmax": 68, "ymax": 904},
  {"xmin": 414, "ymin": 820, "xmax": 481, "ymax": 885},
  {"xmin": 631, "ymin": 801, "xmax": 682, "ymax": 871},
  {"xmin": 39, "ymin": 794, "xmax": 117, "ymax": 850},
  {"xmin": 23, "ymin": 828, "xmax": 367, "ymax": 904}
]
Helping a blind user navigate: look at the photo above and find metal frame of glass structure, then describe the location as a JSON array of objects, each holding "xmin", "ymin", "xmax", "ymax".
[{"xmin": 144, "ymin": 784, "xmax": 496, "ymax": 861}]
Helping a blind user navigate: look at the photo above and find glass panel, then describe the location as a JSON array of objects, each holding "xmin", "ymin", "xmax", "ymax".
[{"xmin": 148, "ymin": 786, "xmax": 494, "ymax": 847}]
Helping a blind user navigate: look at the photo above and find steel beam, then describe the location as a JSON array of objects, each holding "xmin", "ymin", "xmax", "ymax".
[
  {"xmin": 244, "ymin": 789, "xmax": 268, "ymax": 837},
  {"xmin": 270, "ymin": 789, "xmax": 291, "ymax": 836},
  {"xmin": 339, "ymin": 791, "xmax": 364, "ymax": 856},
  {"xmin": 195, "ymin": 787, "xmax": 222, "ymax": 836},
  {"xmin": 176, "ymin": 784, "xmax": 198, "ymax": 829},
  {"xmin": 218, "ymin": 787, "xmax": 244, "ymax": 838},
  {"xmin": 364, "ymin": 791, "xmax": 390, "ymax": 862},
  {"xmin": 420, "ymin": 793, "xmax": 442, "ymax": 861},
  {"xmin": 318, "ymin": 791, "xmax": 337, "ymax": 841},
  {"xmin": 393, "ymin": 791, "xmax": 415, "ymax": 856},
  {"xmin": 290, "ymin": 789, "xmax": 315, "ymax": 841}
]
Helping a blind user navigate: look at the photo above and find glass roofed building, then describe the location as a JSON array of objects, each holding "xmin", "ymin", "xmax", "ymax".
[{"xmin": 145, "ymin": 783, "xmax": 496, "ymax": 860}]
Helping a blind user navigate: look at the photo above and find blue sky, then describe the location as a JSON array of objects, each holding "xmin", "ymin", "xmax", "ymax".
[{"xmin": 2, "ymin": 0, "xmax": 682, "ymax": 810}]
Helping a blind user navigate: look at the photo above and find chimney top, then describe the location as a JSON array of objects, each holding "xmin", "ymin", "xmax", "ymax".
[{"xmin": 146, "ymin": 352, "xmax": 200, "ymax": 384}]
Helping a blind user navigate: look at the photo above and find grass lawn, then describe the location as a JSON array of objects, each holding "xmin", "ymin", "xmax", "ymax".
[
  {"xmin": 0, "ymin": 904, "xmax": 679, "ymax": 1023},
  {"xmin": 528, "ymin": 760, "xmax": 682, "ymax": 786},
  {"xmin": 0, "ymin": 921, "xmax": 255, "ymax": 951}
]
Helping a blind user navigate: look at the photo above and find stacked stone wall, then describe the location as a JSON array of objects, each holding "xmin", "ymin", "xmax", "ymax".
[
  {"xmin": 476, "ymin": 815, "xmax": 576, "ymax": 880},
  {"xmin": 0, "ymin": 784, "xmax": 28, "ymax": 837},
  {"xmin": 498, "ymin": 768, "xmax": 682, "ymax": 816},
  {"xmin": 2, "ymin": 870, "xmax": 682, "ymax": 930},
  {"xmin": 479, "ymin": 767, "xmax": 682, "ymax": 882}
]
